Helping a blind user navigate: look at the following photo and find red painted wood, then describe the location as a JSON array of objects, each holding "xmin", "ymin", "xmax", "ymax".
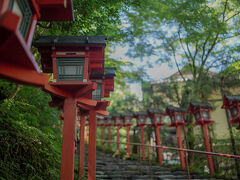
[
  {"xmin": 38, "ymin": 0, "xmax": 74, "ymax": 21},
  {"xmin": 74, "ymin": 82, "xmax": 97, "ymax": 98},
  {"xmin": 155, "ymin": 126, "xmax": 163, "ymax": 165},
  {"xmin": 31, "ymin": 0, "xmax": 41, "ymax": 19},
  {"xmin": 117, "ymin": 126, "xmax": 120, "ymax": 155},
  {"xmin": 44, "ymin": 83, "xmax": 72, "ymax": 98},
  {"xmin": 108, "ymin": 126, "xmax": 111, "ymax": 149},
  {"xmin": 140, "ymin": 126, "xmax": 146, "ymax": 160},
  {"xmin": 126, "ymin": 126, "xmax": 131, "ymax": 157},
  {"xmin": 0, "ymin": 0, "xmax": 10, "ymax": 15},
  {"xmin": 203, "ymin": 124, "xmax": 215, "ymax": 175},
  {"xmin": 176, "ymin": 126, "xmax": 185, "ymax": 169},
  {"xmin": 52, "ymin": 56, "xmax": 57, "ymax": 80},
  {"xmin": 60, "ymin": 98, "xmax": 76, "ymax": 180},
  {"xmin": 76, "ymin": 97, "xmax": 97, "ymax": 107},
  {"xmin": 0, "ymin": 61, "xmax": 50, "ymax": 87},
  {"xmin": 84, "ymin": 50, "xmax": 89, "ymax": 80},
  {"xmin": 96, "ymin": 110, "xmax": 109, "ymax": 116},
  {"xmin": 0, "ymin": 11, "xmax": 40, "ymax": 71},
  {"xmin": 79, "ymin": 114, "xmax": 85, "ymax": 179},
  {"xmin": 88, "ymin": 110, "xmax": 97, "ymax": 180},
  {"xmin": 26, "ymin": 14, "xmax": 37, "ymax": 48},
  {"xmin": 39, "ymin": 0, "xmax": 65, "ymax": 7}
]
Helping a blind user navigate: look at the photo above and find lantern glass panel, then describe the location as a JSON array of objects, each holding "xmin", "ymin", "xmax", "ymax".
[
  {"xmin": 9, "ymin": 0, "xmax": 32, "ymax": 38},
  {"xmin": 195, "ymin": 112, "xmax": 200, "ymax": 121},
  {"xmin": 126, "ymin": 118, "xmax": 130, "ymax": 123},
  {"xmin": 156, "ymin": 116, "xmax": 161, "ymax": 123},
  {"xmin": 140, "ymin": 118, "xmax": 145, "ymax": 124},
  {"xmin": 171, "ymin": 115, "xmax": 175, "ymax": 123},
  {"xmin": 116, "ymin": 118, "xmax": 121, "ymax": 124},
  {"xmin": 92, "ymin": 84, "xmax": 102, "ymax": 100},
  {"xmin": 176, "ymin": 113, "xmax": 182, "ymax": 122},
  {"xmin": 151, "ymin": 118, "xmax": 154, "ymax": 124},
  {"xmin": 231, "ymin": 106, "xmax": 238, "ymax": 118},
  {"xmin": 202, "ymin": 110, "xmax": 209, "ymax": 119},
  {"xmin": 57, "ymin": 57, "xmax": 84, "ymax": 81},
  {"xmin": 107, "ymin": 119, "xmax": 112, "ymax": 125}
]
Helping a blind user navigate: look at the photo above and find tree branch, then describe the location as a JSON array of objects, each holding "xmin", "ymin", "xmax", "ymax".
[{"xmin": 170, "ymin": 44, "xmax": 186, "ymax": 82}]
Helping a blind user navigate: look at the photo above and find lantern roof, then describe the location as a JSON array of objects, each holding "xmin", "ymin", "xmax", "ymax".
[
  {"xmin": 189, "ymin": 101, "xmax": 212, "ymax": 113},
  {"xmin": 90, "ymin": 73, "xmax": 105, "ymax": 79},
  {"xmin": 121, "ymin": 113, "xmax": 133, "ymax": 117},
  {"xmin": 134, "ymin": 112, "xmax": 147, "ymax": 116},
  {"xmin": 34, "ymin": 36, "xmax": 107, "ymax": 47},
  {"xmin": 147, "ymin": 109, "xmax": 165, "ymax": 115},
  {"xmin": 166, "ymin": 106, "xmax": 186, "ymax": 115},
  {"xmin": 104, "ymin": 115, "xmax": 112, "ymax": 119},
  {"xmin": 225, "ymin": 95, "xmax": 240, "ymax": 101},
  {"xmin": 222, "ymin": 94, "xmax": 240, "ymax": 109},
  {"xmin": 105, "ymin": 67, "xmax": 117, "ymax": 77}
]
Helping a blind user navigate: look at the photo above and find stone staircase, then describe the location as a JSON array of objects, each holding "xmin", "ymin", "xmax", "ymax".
[{"xmin": 83, "ymin": 148, "xmax": 223, "ymax": 180}]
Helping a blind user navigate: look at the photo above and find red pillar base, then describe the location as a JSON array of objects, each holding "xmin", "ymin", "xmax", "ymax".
[
  {"xmin": 88, "ymin": 110, "xmax": 97, "ymax": 180},
  {"xmin": 60, "ymin": 98, "xmax": 76, "ymax": 180}
]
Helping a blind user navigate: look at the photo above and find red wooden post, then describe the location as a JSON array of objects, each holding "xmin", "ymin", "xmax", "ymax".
[
  {"xmin": 155, "ymin": 126, "xmax": 163, "ymax": 165},
  {"xmin": 176, "ymin": 126, "xmax": 185, "ymax": 169},
  {"xmin": 117, "ymin": 126, "xmax": 120, "ymax": 155},
  {"xmin": 100, "ymin": 127, "xmax": 104, "ymax": 146},
  {"xmin": 79, "ymin": 114, "xmax": 85, "ymax": 179},
  {"xmin": 61, "ymin": 98, "xmax": 76, "ymax": 180},
  {"xmin": 108, "ymin": 126, "xmax": 111, "ymax": 149},
  {"xmin": 88, "ymin": 110, "xmax": 97, "ymax": 180},
  {"xmin": 203, "ymin": 124, "xmax": 215, "ymax": 175},
  {"xmin": 126, "ymin": 126, "xmax": 131, "ymax": 157},
  {"xmin": 140, "ymin": 126, "xmax": 146, "ymax": 160}
]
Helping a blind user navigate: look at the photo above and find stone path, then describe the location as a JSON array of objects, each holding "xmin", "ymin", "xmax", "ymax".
[{"xmin": 83, "ymin": 148, "xmax": 224, "ymax": 180}]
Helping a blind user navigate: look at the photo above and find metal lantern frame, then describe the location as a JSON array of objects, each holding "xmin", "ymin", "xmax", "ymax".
[{"xmin": 189, "ymin": 102, "xmax": 214, "ymax": 126}]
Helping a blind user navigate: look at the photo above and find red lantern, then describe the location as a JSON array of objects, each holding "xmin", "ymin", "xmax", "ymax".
[
  {"xmin": 97, "ymin": 115, "xmax": 105, "ymax": 127},
  {"xmin": 104, "ymin": 115, "xmax": 113, "ymax": 126},
  {"xmin": 147, "ymin": 109, "xmax": 165, "ymax": 126},
  {"xmin": 122, "ymin": 114, "xmax": 133, "ymax": 126},
  {"xmin": 189, "ymin": 102, "xmax": 214, "ymax": 126},
  {"xmin": 134, "ymin": 112, "xmax": 148, "ymax": 126},
  {"xmin": 222, "ymin": 95, "xmax": 240, "ymax": 129},
  {"xmin": 166, "ymin": 106, "xmax": 187, "ymax": 127},
  {"xmin": 0, "ymin": 0, "xmax": 74, "ymax": 86},
  {"xmin": 113, "ymin": 115, "xmax": 123, "ymax": 127},
  {"xmin": 104, "ymin": 67, "xmax": 116, "ymax": 97}
]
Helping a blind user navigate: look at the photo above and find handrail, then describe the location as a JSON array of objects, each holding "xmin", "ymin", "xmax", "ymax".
[{"xmin": 97, "ymin": 139, "xmax": 240, "ymax": 159}]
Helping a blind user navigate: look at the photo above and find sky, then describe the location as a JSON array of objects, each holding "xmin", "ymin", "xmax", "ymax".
[{"xmin": 110, "ymin": 45, "xmax": 178, "ymax": 100}]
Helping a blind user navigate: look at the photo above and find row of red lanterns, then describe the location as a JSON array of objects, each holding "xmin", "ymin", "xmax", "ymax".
[{"xmin": 95, "ymin": 96, "xmax": 240, "ymax": 129}]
